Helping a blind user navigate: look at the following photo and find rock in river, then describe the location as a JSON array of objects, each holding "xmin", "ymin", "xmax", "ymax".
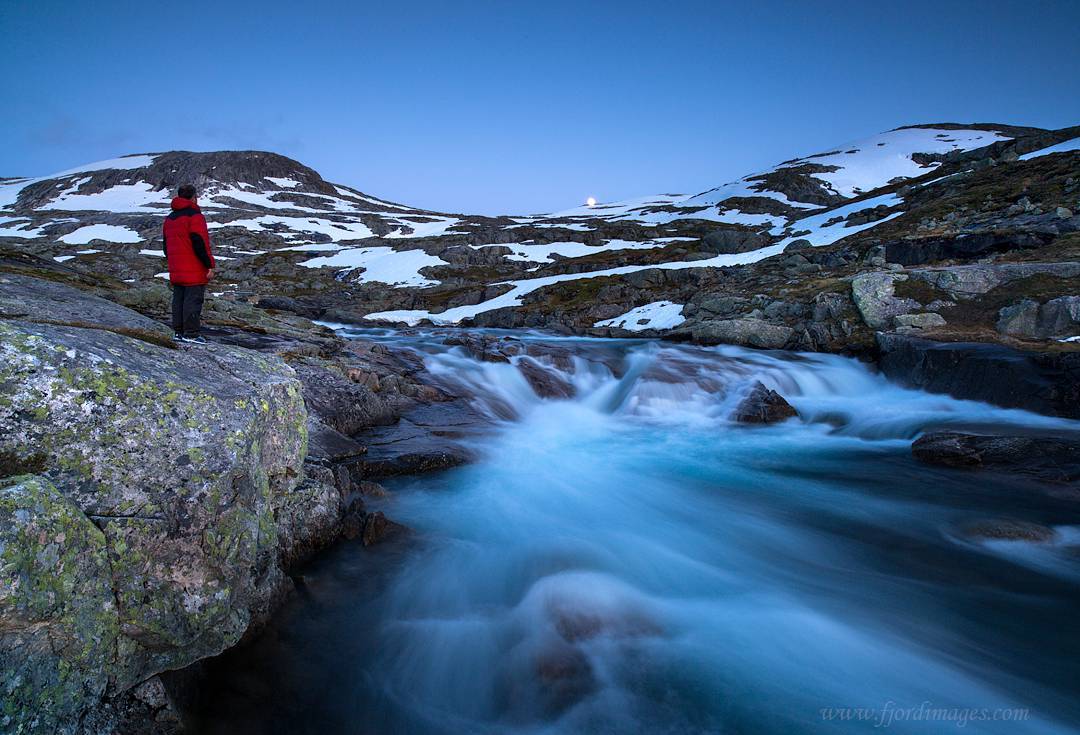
[
  {"xmin": 912, "ymin": 431, "xmax": 1080, "ymax": 483},
  {"xmin": 732, "ymin": 381, "xmax": 799, "ymax": 424}
]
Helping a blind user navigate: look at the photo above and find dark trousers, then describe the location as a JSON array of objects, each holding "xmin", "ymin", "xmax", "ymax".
[{"xmin": 171, "ymin": 284, "xmax": 206, "ymax": 336}]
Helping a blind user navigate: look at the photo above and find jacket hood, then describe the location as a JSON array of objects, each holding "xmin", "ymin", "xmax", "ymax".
[{"xmin": 170, "ymin": 196, "xmax": 199, "ymax": 211}]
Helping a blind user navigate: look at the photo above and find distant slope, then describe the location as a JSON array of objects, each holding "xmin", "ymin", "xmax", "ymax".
[{"xmin": 2, "ymin": 123, "xmax": 1076, "ymax": 319}]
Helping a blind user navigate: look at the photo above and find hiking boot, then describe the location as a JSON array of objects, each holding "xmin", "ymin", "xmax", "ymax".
[{"xmin": 181, "ymin": 335, "xmax": 208, "ymax": 345}]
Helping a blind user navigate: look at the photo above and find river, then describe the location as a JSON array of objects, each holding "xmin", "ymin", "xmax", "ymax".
[{"xmin": 191, "ymin": 329, "xmax": 1080, "ymax": 734}]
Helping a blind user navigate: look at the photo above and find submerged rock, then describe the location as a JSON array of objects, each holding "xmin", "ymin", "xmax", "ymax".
[
  {"xmin": 912, "ymin": 431, "xmax": 1080, "ymax": 483},
  {"xmin": 360, "ymin": 510, "xmax": 408, "ymax": 546},
  {"xmin": 517, "ymin": 357, "xmax": 575, "ymax": 399},
  {"xmin": 732, "ymin": 381, "xmax": 798, "ymax": 424},
  {"xmin": 959, "ymin": 519, "xmax": 1058, "ymax": 543}
]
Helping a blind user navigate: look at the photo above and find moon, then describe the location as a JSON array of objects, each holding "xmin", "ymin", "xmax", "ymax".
[{"xmin": 586, "ymin": 196, "xmax": 597, "ymax": 207}]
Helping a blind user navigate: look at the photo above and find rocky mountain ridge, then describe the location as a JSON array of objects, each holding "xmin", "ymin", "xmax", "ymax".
[{"xmin": 2, "ymin": 122, "xmax": 1077, "ymax": 347}]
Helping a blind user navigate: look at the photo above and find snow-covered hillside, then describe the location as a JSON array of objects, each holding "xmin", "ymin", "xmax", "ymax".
[
  {"xmin": 1, "ymin": 123, "xmax": 1075, "ymax": 308},
  {"xmin": 525, "ymin": 126, "xmax": 1012, "ymax": 231}
]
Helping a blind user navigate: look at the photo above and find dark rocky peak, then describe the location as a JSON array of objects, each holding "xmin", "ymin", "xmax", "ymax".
[
  {"xmin": 146, "ymin": 150, "xmax": 333, "ymax": 196},
  {"xmin": 6, "ymin": 150, "xmax": 417, "ymax": 215}
]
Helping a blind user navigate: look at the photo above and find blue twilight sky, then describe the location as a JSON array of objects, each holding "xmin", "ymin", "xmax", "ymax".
[{"xmin": 2, "ymin": 0, "xmax": 1078, "ymax": 215}]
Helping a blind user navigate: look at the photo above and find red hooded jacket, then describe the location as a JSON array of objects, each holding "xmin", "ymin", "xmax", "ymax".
[{"xmin": 162, "ymin": 197, "xmax": 216, "ymax": 285}]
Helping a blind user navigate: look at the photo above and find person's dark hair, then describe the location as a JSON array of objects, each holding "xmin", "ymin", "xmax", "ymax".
[{"xmin": 178, "ymin": 184, "xmax": 197, "ymax": 199}]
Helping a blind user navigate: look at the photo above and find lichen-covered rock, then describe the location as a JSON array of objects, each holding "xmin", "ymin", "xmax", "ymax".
[
  {"xmin": 851, "ymin": 272, "xmax": 918, "ymax": 330},
  {"xmin": 0, "ymin": 475, "xmax": 118, "ymax": 734},
  {"xmin": 996, "ymin": 295, "xmax": 1080, "ymax": 340},
  {"xmin": 894, "ymin": 312, "xmax": 947, "ymax": 330},
  {"xmin": 0, "ymin": 315, "xmax": 329, "ymax": 731}
]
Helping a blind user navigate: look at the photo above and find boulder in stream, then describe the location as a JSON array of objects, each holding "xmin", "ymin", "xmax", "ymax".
[
  {"xmin": 912, "ymin": 431, "xmax": 1080, "ymax": 483},
  {"xmin": 732, "ymin": 381, "xmax": 799, "ymax": 424}
]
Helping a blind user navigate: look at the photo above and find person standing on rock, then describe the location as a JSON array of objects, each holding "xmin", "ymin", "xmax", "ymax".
[{"xmin": 163, "ymin": 184, "xmax": 215, "ymax": 344}]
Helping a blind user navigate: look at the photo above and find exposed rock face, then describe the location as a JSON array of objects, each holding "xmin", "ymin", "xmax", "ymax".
[
  {"xmin": 701, "ymin": 228, "xmax": 769, "ymax": 254},
  {"xmin": 0, "ymin": 309, "xmax": 342, "ymax": 731},
  {"xmin": 851, "ymin": 272, "xmax": 921, "ymax": 330},
  {"xmin": 0, "ymin": 272, "xmax": 172, "ymax": 341},
  {"xmin": 691, "ymin": 318, "xmax": 795, "ymax": 349},
  {"xmin": 731, "ymin": 382, "xmax": 798, "ymax": 424},
  {"xmin": 913, "ymin": 262, "xmax": 1080, "ymax": 299},
  {"xmin": 877, "ymin": 333, "xmax": 1080, "ymax": 418},
  {"xmin": 883, "ymin": 230, "xmax": 1054, "ymax": 265},
  {"xmin": 996, "ymin": 295, "xmax": 1080, "ymax": 339},
  {"xmin": 912, "ymin": 431, "xmax": 1080, "ymax": 483}
]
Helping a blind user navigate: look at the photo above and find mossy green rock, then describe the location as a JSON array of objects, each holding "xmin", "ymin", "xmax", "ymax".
[
  {"xmin": 0, "ymin": 312, "xmax": 323, "ymax": 732},
  {"xmin": 0, "ymin": 474, "xmax": 118, "ymax": 734}
]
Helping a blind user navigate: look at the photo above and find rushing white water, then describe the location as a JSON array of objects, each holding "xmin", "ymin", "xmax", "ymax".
[{"xmin": 196, "ymin": 330, "xmax": 1080, "ymax": 735}]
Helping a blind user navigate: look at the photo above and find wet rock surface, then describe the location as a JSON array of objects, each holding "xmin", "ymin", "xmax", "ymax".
[
  {"xmin": 878, "ymin": 333, "xmax": 1080, "ymax": 418},
  {"xmin": 958, "ymin": 519, "xmax": 1059, "ymax": 543},
  {"xmin": 731, "ymin": 381, "xmax": 799, "ymax": 424},
  {"xmin": 912, "ymin": 431, "xmax": 1080, "ymax": 483}
]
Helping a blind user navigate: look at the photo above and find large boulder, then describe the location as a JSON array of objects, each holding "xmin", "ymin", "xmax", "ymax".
[
  {"xmin": 996, "ymin": 295, "xmax": 1080, "ymax": 340},
  {"xmin": 0, "ymin": 314, "xmax": 332, "ymax": 731},
  {"xmin": 701, "ymin": 229, "xmax": 769, "ymax": 254},
  {"xmin": 0, "ymin": 475, "xmax": 119, "ymax": 733},
  {"xmin": 851, "ymin": 272, "xmax": 919, "ymax": 330}
]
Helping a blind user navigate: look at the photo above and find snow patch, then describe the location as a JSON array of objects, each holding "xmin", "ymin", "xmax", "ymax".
[
  {"xmin": 772, "ymin": 192, "xmax": 904, "ymax": 247},
  {"xmin": 385, "ymin": 217, "xmax": 462, "ymax": 239},
  {"xmin": 42, "ymin": 182, "xmax": 169, "ymax": 213},
  {"xmin": 298, "ymin": 246, "xmax": 447, "ymax": 287},
  {"xmin": 595, "ymin": 301, "xmax": 686, "ymax": 331},
  {"xmin": 59, "ymin": 224, "xmax": 143, "ymax": 244},
  {"xmin": 0, "ymin": 217, "xmax": 46, "ymax": 239},
  {"xmin": 210, "ymin": 215, "xmax": 374, "ymax": 241},
  {"xmin": 0, "ymin": 155, "xmax": 159, "ymax": 208},
  {"xmin": 485, "ymin": 238, "xmax": 688, "ymax": 263}
]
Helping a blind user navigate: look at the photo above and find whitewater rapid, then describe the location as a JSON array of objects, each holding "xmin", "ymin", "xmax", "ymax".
[{"xmin": 194, "ymin": 330, "xmax": 1080, "ymax": 735}]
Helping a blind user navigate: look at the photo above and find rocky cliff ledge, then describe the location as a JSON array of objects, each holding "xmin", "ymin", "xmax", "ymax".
[{"xmin": 0, "ymin": 266, "xmax": 442, "ymax": 733}]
